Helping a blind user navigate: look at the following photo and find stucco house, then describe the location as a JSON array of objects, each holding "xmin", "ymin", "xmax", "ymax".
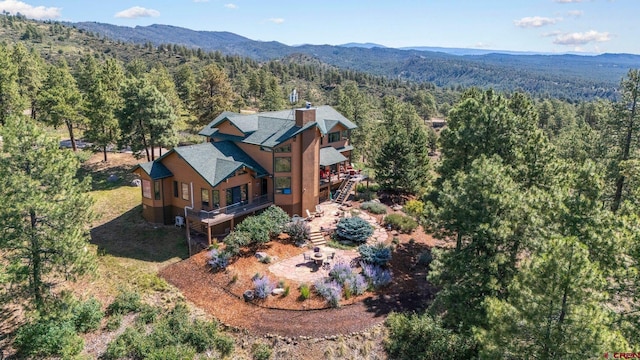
[{"xmin": 132, "ymin": 105, "xmax": 359, "ymax": 244}]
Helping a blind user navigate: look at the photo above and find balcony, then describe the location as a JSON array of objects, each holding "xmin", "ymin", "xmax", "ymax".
[{"xmin": 186, "ymin": 194, "xmax": 273, "ymax": 227}]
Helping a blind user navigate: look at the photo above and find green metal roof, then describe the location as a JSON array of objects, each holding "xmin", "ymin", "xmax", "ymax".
[
  {"xmin": 319, "ymin": 146, "xmax": 348, "ymax": 166},
  {"xmin": 167, "ymin": 141, "xmax": 268, "ymax": 188},
  {"xmin": 134, "ymin": 161, "xmax": 173, "ymax": 180},
  {"xmin": 199, "ymin": 105, "xmax": 357, "ymax": 146}
]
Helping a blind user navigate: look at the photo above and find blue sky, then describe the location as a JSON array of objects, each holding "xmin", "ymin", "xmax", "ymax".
[{"xmin": 0, "ymin": 0, "xmax": 637, "ymax": 54}]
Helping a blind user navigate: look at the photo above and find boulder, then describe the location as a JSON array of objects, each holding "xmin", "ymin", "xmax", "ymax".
[
  {"xmin": 130, "ymin": 179, "xmax": 141, "ymax": 187},
  {"xmin": 255, "ymin": 251, "xmax": 268, "ymax": 260},
  {"xmin": 271, "ymin": 288, "xmax": 285, "ymax": 296},
  {"xmin": 107, "ymin": 174, "xmax": 119, "ymax": 183}
]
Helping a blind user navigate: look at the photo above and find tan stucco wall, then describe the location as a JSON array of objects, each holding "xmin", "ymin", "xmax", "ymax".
[{"xmin": 216, "ymin": 120, "xmax": 244, "ymax": 137}]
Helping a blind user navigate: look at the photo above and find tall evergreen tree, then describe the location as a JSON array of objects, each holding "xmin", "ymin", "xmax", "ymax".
[
  {"xmin": 11, "ymin": 43, "xmax": 44, "ymax": 120},
  {"xmin": 193, "ymin": 63, "xmax": 233, "ymax": 126},
  {"xmin": 117, "ymin": 78, "xmax": 178, "ymax": 161},
  {"xmin": 477, "ymin": 237, "xmax": 627, "ymax": 359},
  {"xmin": 37, "ymin": 59, "xmax": 84, "ymax": 151},
  {"xmin": 0, "ymin": 43, "xmax": 23, "ymax": 125},
  {"xmin": 0, "ymin": 116, "xmax": 95, "ymax": 311},
  {"xmin": 374, "ymin": 98, "xmax": 431, "ymax": 194}
]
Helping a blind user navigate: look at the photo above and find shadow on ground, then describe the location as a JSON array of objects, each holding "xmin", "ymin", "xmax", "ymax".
[
  {"xmin": 363, "ymin": 240, "xmax": 436, "ymax": 318},
  {"xmin": 90, "ymin": 205, "xmax": 189, "ymax": 263}
]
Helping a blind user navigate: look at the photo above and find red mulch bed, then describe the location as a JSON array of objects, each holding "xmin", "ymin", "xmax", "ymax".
[{"xmin": 159, "ymin": 225, "xmax": 439, "ymax": 337}]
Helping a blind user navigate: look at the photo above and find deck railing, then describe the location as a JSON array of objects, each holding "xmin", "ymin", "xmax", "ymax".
[{"xmin": 186, "ymin": 194, "xmax": 273, "ymax": 221}]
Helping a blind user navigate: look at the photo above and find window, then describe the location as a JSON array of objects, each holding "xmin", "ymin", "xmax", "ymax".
[
  {"xmin": 341, "ymin": 130, "xmax": 349, "ymax": 139},
  {"xmin": 274, "ymin": 143, "xmax": 291, "ymax": 153},
  {"xmin": 181, "ymin": 183, "xmax": 190, "ymax": 201},
  {"xmin": 173, "ymin": 181, "xmax": 179, "ymax": 198},
  {"xmin": 328, "ymin": 132, "xmax": 341, "ymax": 143},
  {"xmin": 212, "ymin": 190, "xmax": 220, "ymax": 208},
  {"xmin": 201, "ymin": 188, "xmax": 210, "ymax": 208},
  {"xmin": 274, "ymin": 157, "xmax": 291, "ymax": 172},
  {"xmin": 154, "ymin": 181, "xmax": 161, "ymax": 200},
  {"xmin": 275, "ymin": 177, "xmax": 291, "ymax": 194},
  {"xmin": 142, "ymin": 180, "xmax": 151, "ymax": 199}
]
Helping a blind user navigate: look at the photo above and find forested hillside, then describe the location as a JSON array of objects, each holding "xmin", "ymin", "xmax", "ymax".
[{"xmin": 73, "ymin": 21, "xmax": 640, "ymax": 100}]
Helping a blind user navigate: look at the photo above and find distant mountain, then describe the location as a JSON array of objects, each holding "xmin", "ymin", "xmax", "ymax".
[
  {"xmin": 339, "ymin": 42, "xmax": 388, "ymax": 49},
  {"xmin": 71, "ymin": 21, "xmax": 640, "ymax": 100}
]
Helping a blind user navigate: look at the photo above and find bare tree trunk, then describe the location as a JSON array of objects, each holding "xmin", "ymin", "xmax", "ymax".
[
  {"xmin": 30, "ymin": 209, "xmax": 44, "ymax": 311},
  {"xmin": 103, "ymin": 145, "xmax": 108, "ymax": 162},
  {"xmin": 66, "ymin": 120, "xmax": 77, "ymax": 152}
]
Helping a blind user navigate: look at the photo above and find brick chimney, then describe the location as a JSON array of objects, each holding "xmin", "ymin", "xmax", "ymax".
[{"xmin": 295, "ymin": 107, "xmax": 316, "ymax": 127}]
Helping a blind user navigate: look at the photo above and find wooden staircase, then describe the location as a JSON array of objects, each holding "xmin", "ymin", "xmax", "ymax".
[
  {"xmin": 309, "ymin": 230, "xmax": 326, "ymax": 246},
  {"xmin": 334, "ymin": 177, "xmax": 357, "ymax": 204}
]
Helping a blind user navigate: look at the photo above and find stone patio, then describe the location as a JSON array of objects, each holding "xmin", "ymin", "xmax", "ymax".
[{"xmin": 268, "ymin": 201, "xmax": 389, "ymax": 283}]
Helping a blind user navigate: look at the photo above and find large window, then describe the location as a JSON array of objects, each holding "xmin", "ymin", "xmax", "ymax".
[
  {"xmin": 274, "ymin": 143, "xmax": 291, "ymax": 153},
  {"xmin": 212, "ymin": 190, "xmax": 220, "ymax": 208},
  {"xmin": 275, "ymin": 177, "xmax": 291, "ymax": 194},
  {"xmin": 154, "ymin": 181, "xmax": 161, "ymax": 200},
  {"xmin": 142, "ymin": 179, "xmax": 151, "ymax": 199},
  {"xmin": 341, "ymin": 130, "xmax": 349, "ymax": 139},
  {"xmin": 226, "ymin": 184, "xmax": 248, "ymax": 205},
  {"xmin": 274, "ymin": 157, "xmax": 291, "ymax": 172},
  {"xmin": 328, "ymin": 131, "xmax": 341, "ymax": 143},
  {"xmin": 181, "ymin": 183, "xmax": 190, "ymax": 201},
  {"xmin": 201, "ymin": 188, "xmax": 210, "ymax": 208}
]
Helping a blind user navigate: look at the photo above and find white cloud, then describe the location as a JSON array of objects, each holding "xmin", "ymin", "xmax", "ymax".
[
  {"xmin": 224, "ymin": 3, "xmax": 237, "ymax": 9},
  {"xmin": 554, "ymin": 0, "xmax": 585, "ymax": 3},
  {"xmin": 267, "ymin": 18, "xmax": 284, "ymax": 24},
  {"xmin": 0, "ymin": 0, "xmax": 60, "ymax": 19},
  {"xmin": 514, "ymin": 16, "xmax": 561, "ymax": 28},
  {"xmin": 567, "ymin": 10, "xmax": 583, "ymax": 17},
  {"xmin": 115, "ymin": 6, "xmax": 160, "ymax": 19},
  {"xmin": 553, "ymin": 30, "xmax": 612, "ymax": 45}
]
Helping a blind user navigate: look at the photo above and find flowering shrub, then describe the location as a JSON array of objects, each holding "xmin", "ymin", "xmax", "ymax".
[
  {"xmin": 252, "ymin": 275, "xmax": 275, "ymax": 299},
  {"xmin": 403, "ymin": 199, "xmax": 425, "ymax": 218},
  {"xmin": 207, "ymin": 249, "xmax": 230, "ymax": 270},
  {"xmin": 328, "ymin": 261, "xmax": 354, "ymax": 284},
  {"xmin": 358, "ymin": 242, "xmax": 393, "ymax": 267},
  {"xmin": 345, "ymin": 274, "xmax": 368, "ymax": 296},
  {"xmin": 336, "ymin": 216, "xmax": 374, "ymax": 243},
  {"xmin": 314, "ymin": 279, "xmax": 343, "ymax": 308},
  {"xmin": 362, "ymin": 263, "xmax": 393, "ymax": 289}
]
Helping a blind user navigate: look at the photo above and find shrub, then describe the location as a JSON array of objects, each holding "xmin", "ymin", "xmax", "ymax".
[
  {"xmin": 283, "ymin": 285, "xmax": 290, "ymax": 297},
  {"xmin": 314, "ymin": 279, "xmax": 343, "ymax": 308},
  {"xmin": 284, "ymin": 220, "xmax": 310, "ymax": 245},
  {"xmin": 253, "ymin": 275, "xmax": 275, "ymax": 299},
  {"xmin": 136, "ymin": 304, "xmax": 160, "ymax": 325},
  {"xmin": 356, "ymin": 183, "xmax": 380, "ymax": 193},
  {"xmin": 358, "ymin": 242, "xmax": 393, "ymax": 267},
  {"xmin": 236, "ymin": 215, "xmax": 271, "ymax": 244},
  {"xmin": 105, "ymin": 313, "xmax": 123, "ymax": 331},
  {"xmin": 360, "ymin": 201, "xmax": 387, "ymax": 214},
  {"xmin": 252, "ymin": 342, "xmax": 273, "ymax": 360},
  {"xmin": 336, "ymin": 216, "xmax": 374, "ymax": 243},
  {"xmin": 214, "ymin": 334, "xmax": 235, "ymax": 356},
  {"xmin": 186, "ymin": 319, "xmax": 219, "ymax": 352},
  {"xmin": 351, "ymin": 274, "xmax": 369, "ymax": 295},
  {"xmin": 208, "ymin": 248, "xmax": 231, "ymax": 270},
  {"xmin": 107, "ymin": 288, "xmax": 142, "ymax": 315},
  {"xmin": 385, "ymin": 313, "xmax": 477, "ymax": 360},
  {"xmin": 14, "ymin": 318, "xmax": 84, "ymax": 358},
  {"xmin": 299, "ymin": 283, "xmax": 311, "ymax": 300},
  {"xmin": 384, "ymin": 213, "xmax": 418, "ymax": 233},
  {"xmin": 403, "ymin": 199, "xmax": 425, "ymax": 218},
  {"xmin": 417, "ymin": 250, "xmax": 433, "ymax": 267},
  {"xmin": 103, "ymin": 326, "xmax": 147, "ymax": 359},
  {"xmin": 362, "ymin": 263, "xmax": 393, "ymax": 289},
  {"xmin": 329, "ymin": 261, "xmax": 354, "ymax": 284},
  {"xmin": 146, "ymin": 344, "xmax": 197, "ymax": 360},
  {"xmin": 73, "ymin": 297, "xmax": 104, "ymax": 333},
  {"xmin": 260, "ymin": 205, "xmax": 291, "ymax": 236},
  {"xmin": 223, "ymin": 230, "xmax": 251, "ymax": 256}
]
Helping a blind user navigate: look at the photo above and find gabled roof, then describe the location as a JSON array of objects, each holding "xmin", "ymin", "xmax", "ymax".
[
  {"xmin": 158, "ymin": 141, "xmax": 268, "ymax": 188},
  {"xmin": 199, "ymin": 105, "xmax": 357, "ymax": 148},
  {"xmin": 133, "ymin": 161, "xmax": 173, "ymax": 180},
  {"xmin": 319, "ymin": 146, "xmax": 348, "ymax": 166}
]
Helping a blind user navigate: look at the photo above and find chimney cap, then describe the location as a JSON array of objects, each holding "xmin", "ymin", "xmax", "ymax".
[{"xmin": 305, "ymin": 101, "xmax": 312, "ymax": 109}]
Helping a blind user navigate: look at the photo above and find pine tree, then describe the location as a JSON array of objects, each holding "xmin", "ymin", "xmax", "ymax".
[
  {"xmin": 0, "ymin": 116, "xmax": 95, "ymax": 311},
  {"xmin": 0, "ymin": 43, "xmax": 23, "ymax": 125},
  {"xmin": 193, "ymin": 63, "xmax": 233, "ymax": 126},
  {"xmin": 477, "ymin": 237, "xmax": 627, "ymax": 359},
  {"xmin": 37, "ymin": 59, "xmax": 84, "ymax": 151}
]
